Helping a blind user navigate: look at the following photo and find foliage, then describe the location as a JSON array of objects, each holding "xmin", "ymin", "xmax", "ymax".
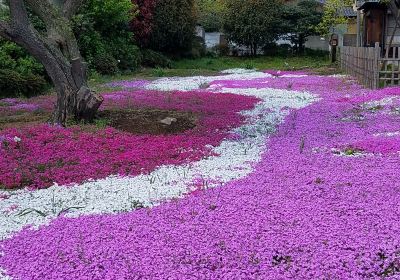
[
  {"xmin": 131, "ymin": 0, "xmax": 157, "ymax": 48},
  {"xmin": 172, "ymin": 55, "xmax": 330, "ymax": 72},
  {"xmin": 317, "ymin": 0, "xmax": 354, "ymax": 35},
  {"xmin": 73, "ymin": 0, "xmax": 141, "ymax": 72},
  {"xmin": 196, "ymin": 0, "xmax": 225, "ymax": 32},
  {"xmin": 148, "ymin": 0, "xmax": 197, "ymax": 55},
  {"xmin": 141, "ymin": 49, "xmax": 172, "ymax": 68},
  {"xmin": 223, "ymin": 0, "xmax": 283, "ymax": 56},
  {"xmin": 191, "ymin": 36, "xmax": 207, "ymax": 58},
  {"xmin": 282, "ymin": 0, "xmax": 323, "ymax": 53},
  {"xmin": 0, "ymin": 39, "xmax": 47, "ymax": 97},
  {"xmin": 0, "ymin": 70, "xmax": 47, "ymax": 98},
  {"xmin": 92, "ymin": 53, "xmax": 119, "ymax": 75}
]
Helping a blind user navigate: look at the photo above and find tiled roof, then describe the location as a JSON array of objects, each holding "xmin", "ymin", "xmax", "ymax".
[{"xmin": 340, "ymin": 7, "xmax": 358, "ymax": 17}]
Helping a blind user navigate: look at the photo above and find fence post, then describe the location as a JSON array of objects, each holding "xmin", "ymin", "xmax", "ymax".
[{"xmin": 373, "ymin": 42, "xmax": 380, "ymax": 89}]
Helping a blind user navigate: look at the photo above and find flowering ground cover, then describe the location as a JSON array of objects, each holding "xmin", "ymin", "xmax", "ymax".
[
  {"xmin": 0, "ymin": 90, "xmax": 258, "ymax": 190},
  {"xmin": 2, "ymin": 70, "xmax": 400, "ymax": 279}
]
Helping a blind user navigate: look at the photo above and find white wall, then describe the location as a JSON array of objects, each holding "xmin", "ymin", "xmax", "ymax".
[
  {"xmin": 305, "ymin": 36, "xmax": 330, "ymax": 51},
  {"xmin": 205, "ymin": 32, "xmax": 222, "ymax": 49}
]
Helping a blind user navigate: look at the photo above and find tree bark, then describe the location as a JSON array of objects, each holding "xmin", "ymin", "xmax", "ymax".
[
  {"xmin": 0, "ymin": 0, "xmax": 103, "ymax": 126},
  {"xmin": 298, "ymin": 34, "xmax": 305, "ymax": 55}
]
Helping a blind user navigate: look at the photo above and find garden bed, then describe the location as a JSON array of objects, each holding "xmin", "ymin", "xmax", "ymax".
[{"xmin": 2, "ymin": 69, "xmax": 400, "ymax": 279}]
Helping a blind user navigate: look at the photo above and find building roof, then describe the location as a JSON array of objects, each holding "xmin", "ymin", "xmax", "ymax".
[{"xmin": 340, "ymin": 7, "xmax": 358, "ymax": 17}]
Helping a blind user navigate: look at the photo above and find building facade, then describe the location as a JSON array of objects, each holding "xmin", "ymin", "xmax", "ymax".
[{"xmin": 356, "ymin": 0, "xmax": 400, "ymax": 50}]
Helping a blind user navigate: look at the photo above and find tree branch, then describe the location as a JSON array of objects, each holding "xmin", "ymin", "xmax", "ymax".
[
  {"xmin": 0, "ymin": 19, "xmax": 13, "ymax": 40},
  {"xmin": 25, "ymin": 0, "xmax": 60, "ymax": 25},
  {"xmin": 8, "ymin": 0, "xmax": 30, "ymax": 26},
  {"xmin": 63, "ymin": 0, "xmax": 84, "ymax": 18}
]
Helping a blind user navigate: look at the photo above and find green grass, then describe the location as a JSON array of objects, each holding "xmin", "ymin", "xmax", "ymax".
[
  {"xmin": 172, "ymin": 55, "xmax": 330, "ymax": 72},
  {"xmin": 89, "ymin": 55, "xmax": 333, "ymax": 90}
]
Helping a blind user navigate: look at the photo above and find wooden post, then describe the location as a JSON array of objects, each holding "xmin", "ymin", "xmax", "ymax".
[
  {"xmin": 332, "ymin": 46, "xmax": 337, "ymax": 63},
  {"xmin": 373, "ymin": 42, "xmax": 381, "ymax": 89},
  {"xmin": 357, "ymin": 10, "xmax": 362, "ymax": 47}
]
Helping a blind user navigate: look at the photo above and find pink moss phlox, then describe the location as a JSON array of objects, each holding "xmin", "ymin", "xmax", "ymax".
[{"xmin": 0, "ymin": 90, "xmax": 259, "ymax": 189}]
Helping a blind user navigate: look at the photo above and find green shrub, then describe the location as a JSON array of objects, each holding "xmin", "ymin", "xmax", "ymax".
[
  {"xmin": 152, "ymin": 67, "xmax": 166, "ymax": 77},
  {"xmin": 263, "ymin": 43, "xmax": 292, "ymax": 56},
  {"xmin": 148, "ymin": 0, "xmax": 197, "ymax": 55},
  {"xmin": 106, "ymin": 35, "xmax": 142, "ymax": 71},
  {"xmin": 74, "ymin": 0, "xmax": 141, "ymax": 72},
  {"xmin": 214, "ymin": 43, "xmax": 230, "ymax": 56},
  {"xmin": 0, "ymin": 69, "xmax": 47, "ymax": 98},
  {"xmin": 0, "ymin": 39, "xmax": 48, "ymax": 97},
  {"xmin": 141, "ymin": 49, "xmax": 172, "ymax": 68},
  {"xmin": 188, "ymin": 36, "xmax": 206, "ymax": 59},
  {"xmin": 92, "ymin": 53, "xmax": 119, "ymax": 75},
  {"xmin": 0, "ymin": 40, "xmax": 45, "ymax": 76}
]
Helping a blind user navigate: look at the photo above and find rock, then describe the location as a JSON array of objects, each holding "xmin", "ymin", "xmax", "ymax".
[{"xmin": 159, "ymin": 117, "xmax": 177, "ymax": 126}]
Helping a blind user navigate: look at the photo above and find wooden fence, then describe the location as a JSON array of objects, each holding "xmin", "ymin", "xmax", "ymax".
[
  {"xmin": 340, "ymin": 43, "xmax": 400, "ymax": 89},
  {"xmin": 380, "ymin": 46, "xmax": 400, "ymax": 87},
  {"xmin": 340, "ymin": 43, "xmax": 380, "ymax": 89}
]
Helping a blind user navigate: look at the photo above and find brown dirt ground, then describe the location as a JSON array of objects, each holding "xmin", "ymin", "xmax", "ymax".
[
  {"xmin": 0, "ymin": 109, "xmax": 198, "ymax": 135},
  {"xmin": 98, "ymin": 109, "xmax": 198, "ymax": 135}
]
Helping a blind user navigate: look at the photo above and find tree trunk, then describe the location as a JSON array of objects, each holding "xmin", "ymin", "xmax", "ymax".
[
  {"xmin": 0, "ymin": 0, "xmax": 103, "ymax": 126},
  {"xmin": 298, "ymin": 34, "xmax": 305, "ymax": 55},
  {"xmin": 51, "ymin": 57, "xmax": 103, "ymax": 125}
]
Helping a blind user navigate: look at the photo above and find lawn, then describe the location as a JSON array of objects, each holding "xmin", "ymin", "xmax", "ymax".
[
  {"xmin": 89, "ymin": 55, "xmax": 333, "ymax": 91},
  {"xmin": 2, "ymin": 65, "xmax": 400, "ymax": 279}
]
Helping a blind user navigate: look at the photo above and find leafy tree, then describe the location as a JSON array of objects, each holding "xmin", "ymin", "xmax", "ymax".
[
  {"xmin": 0, "ymin": 0, "xmax": 103, "ymax": 125},
  {"xmin": 73, "ymin": 0, "xmax": 140, "ymax": 73},
  {"xmin": 317, "ymin": 0, "xmax": 353, "ymax": 35},
  {"xmin": 131, "ymin": 0, "xmax": 157, "ymax": 48},
  {"xmin": 223, "ymin": 0, "xmax": 283, "ymax": 56},
  {"xmin": 196, "ymin": 0, "xmax": 225, "ymax": 32},
  {"xmin": 0, "ymin": 38, "xmax": 48, "ymax": 97},
  {"xmin": 283, "ymin": 0, "xmax": 323, "ymax": 54},
  {"xmin": 148, "ymin": 0, "xmax": 197, "ymax": 55}
]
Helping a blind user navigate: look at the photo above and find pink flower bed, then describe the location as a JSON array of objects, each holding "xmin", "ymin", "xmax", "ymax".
[
  {"xmin": 2, "ymin": 75, "xmax": 400, "ymax": 279},
  {"xmin": 0, "ymin": 90, "xmax": 259, "ymax": 189},
  {"xmin": 0, "ymin": 95, "xmax": 54, "ymax": 114},
  {"xmin": 348, "ymin": 136, "xmax": 400, "ymax": 155}
]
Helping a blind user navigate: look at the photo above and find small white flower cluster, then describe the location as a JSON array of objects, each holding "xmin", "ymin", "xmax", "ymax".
[
  {"xmin": 145, "ymin": 69, "xmax": 271, "ymax": 92},
  {"xmin": 374, "ymin": 131, "xmax": 400, "ymax": 137}
]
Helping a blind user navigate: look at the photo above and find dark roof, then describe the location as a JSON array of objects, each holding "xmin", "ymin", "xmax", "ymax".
[{"xmin": 340, "ymin": 7, "xmax": 358, "ymax": 17}]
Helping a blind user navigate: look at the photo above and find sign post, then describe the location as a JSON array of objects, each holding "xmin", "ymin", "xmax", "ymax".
[{"xmin": 330, "ymin": 34, "xmax": 339, "ymax": 63}]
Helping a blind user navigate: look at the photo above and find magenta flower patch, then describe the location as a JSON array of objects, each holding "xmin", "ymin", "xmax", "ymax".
[{"xmin": 0, "ymin": 90, "xmax": 259, "ymax": 189}]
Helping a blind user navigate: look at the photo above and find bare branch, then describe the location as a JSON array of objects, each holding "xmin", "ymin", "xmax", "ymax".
[
  {"xmin": 8, "ymin": 0, "xmax": 29, "ymax": 26},
  {"xmin": 25, "ymin": 0, "xmax": 60, "ymax": 24},
  {"xmin": 63, "ymin": 0, "xmax": 84, "ymax": 18}
]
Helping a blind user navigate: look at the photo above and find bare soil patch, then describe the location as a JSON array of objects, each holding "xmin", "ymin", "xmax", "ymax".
[{"xmin": 98, "ymin": 109, "xmax": 197, "ymax": 135}]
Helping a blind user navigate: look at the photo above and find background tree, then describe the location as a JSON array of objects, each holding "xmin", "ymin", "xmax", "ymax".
[
  {"xmin": 283, "ymin": 0, "xmax": 323, "ymax": 54},
  {"xmin": 223, "ymin": 0, "xmax": 283, "ymax": 56},
  {"xmin": 73, "ymin": 0, "xmax": 140, "ymax": 74},
  {"xmin": 317, "ymin": 0, "xmax": 353, "ymax": 35},
  {"xmin": 196, "ymin": 0, "xmax": 225, "ymax": 32},
  {"xmin": 131, "ymin": 0, "xmax": 157, "ymax": 48},
  {"xmin": 148, "ymin": 0, "xmax": 197, "ymax": 55},
  {"xmin": 0, "ymin": 0, "xmax": 103, "ymax": 125}
]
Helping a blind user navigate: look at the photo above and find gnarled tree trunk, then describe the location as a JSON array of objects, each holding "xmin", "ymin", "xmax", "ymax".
[{"xmin": 0, "ymin": 0, "xmax": 103, "ymax": 125}]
